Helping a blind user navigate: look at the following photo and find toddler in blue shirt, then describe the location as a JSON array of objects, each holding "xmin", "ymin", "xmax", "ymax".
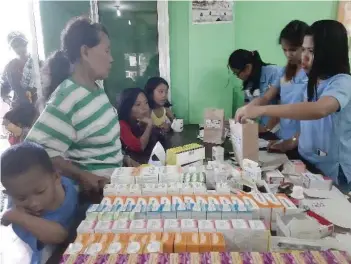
[{"xmin": 0, "ymin": 142, "xmax": 78, "ymax": 264}]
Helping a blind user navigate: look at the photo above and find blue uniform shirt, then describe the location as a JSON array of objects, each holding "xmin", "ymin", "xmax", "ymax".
[
  {"xmin": 11, "ymin": 176, "xmax": 78, "ymax": 264},
  {"xmin": 272, "ymin": 67, "xmax": 308, "ymax": 140},
  {"xmin": 299, "ymin": 74, "xmax": 351, "ymax": 185},
  {"xmin": 245, "ymin": 65, "xmax": 281, "ymax": 127}
]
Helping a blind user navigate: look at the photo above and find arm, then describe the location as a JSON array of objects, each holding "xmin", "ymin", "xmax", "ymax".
[
  {"xmin": 249, "ymin": 85, "xmax": 279, "ymax": 106},
  {"xmin": 6, "ymin": 61, "xmax": 28, "ymax": 104},
  {"xmin": 261, "ymin": 96, "xmax": 339, "ymax": 120},
  {"xmin": 165, "ymin": 107, "xmax": 175, "ymax": 122},
  {"xmin": 3, "ymin": 209, "xmax": 68, "ymax": 244},
  {"xmin": 26, "ymin": 105, "xmax": 105, "ymax": 190}
]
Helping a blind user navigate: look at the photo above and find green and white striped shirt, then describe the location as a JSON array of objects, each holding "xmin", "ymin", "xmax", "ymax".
[{"xmin": 26, "ymin": 79, "xmax": 123, "ymax": 177}]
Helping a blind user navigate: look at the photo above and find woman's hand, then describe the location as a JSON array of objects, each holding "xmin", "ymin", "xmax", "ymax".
[
  {"xmin": 79, "ymin": 171, "xmax": 109, "ymax": 192},
  {"xmin": 268, "ymin": 139, "xmax": 297, "ymax": 153},
  {"xmin": 235, "ymin": 105, "xmax": 265, "ymax": 123},
  {"xmin": 138, "ymin": 117, "xmax": 153, "ymax": 127}
]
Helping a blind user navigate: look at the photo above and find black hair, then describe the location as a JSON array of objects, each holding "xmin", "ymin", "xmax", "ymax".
[
  {"xmin": 144, "ymin": 77, "xmax": 172, "ymax": 109},
  {"xmin": 41, "ymin": 16, "xmax": 109, "ymax": 101},
  {"xmin": 3, "ymin": 102, "xmax": 37, "ymax": 127},
  {"xmin": 7, "ymin": 31, "xmax": 27, "ymax": 46},
  {"xmin": 306, "ymin": 20, "xmax": 350, "ymax": 102},
  {"xmin": 279, "ymin": 20, "xmax": 309, "ymax": 81},
  {"xmin": 1, "ymin": 142, "xmax": 55, "ymax": 183},
  {"xmin": 117, "ymin": 88, "xmax": 146, "ymax": 122},
  {"xmin": 228, "ymin": 49, "xmax": 270, "ymax": 93}
]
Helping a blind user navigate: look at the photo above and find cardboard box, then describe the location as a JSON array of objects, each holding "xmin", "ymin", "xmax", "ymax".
[
  {"xmin": 174, "ymin": 233, "xmax": 187, "ymax": 253},
  {"xmin": 129, "ymin": 219, "xmax": 147, "ymax": 233},
  {"xmin": 186, "ymin": 232, "xmax": 200, "ymax": 252},
  {"xmin": 206, "ymin": 195, "xmax": 221, "ymax": 220},
  {"xmin": 162, "ymin": 232, "xmax": 175, "ymax": 253},
  {"xmin": 198, "ymin": 220, "xmax": 216, "ymax": 233},
  {"xmin": 123, "ymin": 197, "xmax": 138, "ymax": 212},
  {"xmin": 230, "ymin": 219, "xmax": 251, "ymax": 251},
  {"xmin": 211, "ymin": 233, "xmax": 226, "ymax": 252},
  {"xmin": 94, "ymin": 221, "xmax": 113, "ymax": 233},
  {"xmin": 275, "ymin": 194, "xmax": 300, "ymax": 216},
  {"xmin": 111, "ymin": 167, "xmax": 137, "ymax": 184},
  {"xmin": 147, "ymin": 219, "xmax": 164, "ymax": 233},
  {"xmin": 195, "ymin": 195, "xmax": 208, "ymax": 220},
  {"xmin": 84, "ymin": 233, "xmax": 115, "ymax": 255},
  {"xmin": 133, "ymin": 197, "xmax": 149, "ymax": 220},
  {"xmin": 248, "ymin": 220, "xmax": 269, "ymax": 252},
  {"xmin": 111, "ymin": 219, "xmax": 131, "ymax": 234},
  {"xmin": 104, "ymin": 234, "xmax": 128, "ymax": 254},
  {"xmin": 181, "ymin": 219, "xmax": 198, "ymax": 232},
  {"xmin": 172, "ymin": 195, "xmax": 190, "ymax": 219},
  {"xmin": 144, "ymin": 232, "xmax": 163, "ymax": 254},
  {"xmin": 166, "ymin": 143, "xmax": 205, "ymax": 166},
  {"xmin": 160, "ymin": 195, "xmax": 176, "ymax": 219},
  {"xmin": 164, "ymin": 219, "xmax": 181, "ymax": 233},
  {"xmin": 63, "ymin": 234, "xmax": 100, "ymax": 257},
  {"xmin": 262, "ymin": 193, "xmax": 284, "ymax": 230},
  {"xmin": 198, "ymin": 233, "xmax": 212, "ymax": 253},
  {"xmin": 214, "ymin": 220, "xmax": 234, "ymax": 249},
  {"xmin": 230, "ymin": 195, "xmax": 252, "ymax": 220},
  {"xmin": 103, "ymin": 184, "xmax": 117, "ymax": 196},
  {"xmin": 302, "ymin": 173, "xmax": 333, "ymax": 190},
  {"xmin": 159, "ymin": 165, "xmax": 182, "ymax": 183},
  {"xmin": 77, "ymin": 220, "xmax": 96, "ymax": 234},
  {"xmin": 218, "ymin": 195, "xmax": 236, "ymax": 220},
  {"xmin": 126, "ymin": 234, "xmax": 149, "ymax": 254},
  {"xmin": 264, "ymin": 170, "xmax": 285, "ymax": 185},
  {"xmin": 229, "ymin": 119, "xmax": 259, "ymax": 167},
  {"xmin": 137, "ymin": 166, "xmax": 159, "ymax": 184},
  {"xmin": 147, "ymin": 196, "xmax": 161, "ymax": 219}
]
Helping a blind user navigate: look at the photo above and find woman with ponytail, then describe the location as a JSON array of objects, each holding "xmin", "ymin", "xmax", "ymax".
[
  {"xmin": 235, "ymin": 20, "xmax": 309, "ymax": 152},
  {"xmin": 228, "ymin": 49, "xmax": 280, "ymax": 133},
  {"xmin": 235, "ymin": 20, "xmax": 351, "ymax": 192},
  {"xmin": 26, "ymin": 17, "xmax": 133, "ymax": 191}
]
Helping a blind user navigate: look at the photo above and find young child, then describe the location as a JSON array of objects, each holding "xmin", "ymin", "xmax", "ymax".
[
  {"xmin": 2, "ymin": 101, "xmax": 38, "ymax": 145},
  {"xmin": 118, "ymin": 88, "xmax": 165, "ymax": 164},
  {"xmin": 144, "ymin": 77, "xmax": 175, "ymax": 132},
  {"xmin": 0, "ymin": 142, "xmax": 78, "ymax": 263}
]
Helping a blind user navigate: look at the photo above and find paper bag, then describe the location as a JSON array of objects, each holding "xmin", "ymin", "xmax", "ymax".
[
  {"xmin": 229, "ymin": 119, "xmax": 259, "ymax": 167},
  {"xmin": 203, "ymin": 108, "xmax": 225, "ymax": 144}
]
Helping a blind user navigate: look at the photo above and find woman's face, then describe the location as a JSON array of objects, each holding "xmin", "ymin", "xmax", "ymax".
[
  {"xmin": 301, "ymin": 35, "xmax": 314, "ymax": 73},
  {"xmin": 231, "ymin": 64, "xmax": 252, "ymax": 81},
  {"xmin": 83, "ymin": 32, "xmax": 113, "ymax": 80},
  {"xmin": 131, "ymin": 93, "xmax": 150, "ymax": 120},
  {"xmin": 281, "ymin": 39, "xmax": 302, "ymax": 65}
]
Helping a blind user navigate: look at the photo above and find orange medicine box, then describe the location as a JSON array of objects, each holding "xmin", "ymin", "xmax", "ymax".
[
  {"xmin": 198, "ymin": 232, "xmax": 212, "ymax": 253},
  {"xmin": 144, "ymin": 232, "xmax": 163, "ymax": 254},
  {"xmin": 104, "ymin": 234, "xmax": 128, "ymax": 255},
  {"xmin": 126, "ymin": 233, "xmax": 149, "ymax": 254},
  {"xmin": 186, "ymin": 232, "xmax": 199, "ymax": 252},
  {"xmin": 211, "ymin": 232, "xmax": 226, "ymax": 252},
  {"xmin": 84, "ymin": 233, "xmax": 115, "ymax": 255},
  {"xmin": 174, "ymin": 232, "xmax": 187, "ymax": 253},
  {"xmin": 162, "ymin": 232, "xmax": 175, "ymax": 253}
]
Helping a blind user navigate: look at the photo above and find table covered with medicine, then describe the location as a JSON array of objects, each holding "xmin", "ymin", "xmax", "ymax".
[{"xmin": 60, "ymin": 120, "xmax": 351, "ymax": 264}]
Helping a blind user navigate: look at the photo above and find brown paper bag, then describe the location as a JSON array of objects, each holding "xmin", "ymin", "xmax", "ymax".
[
  {"xmin": 229, "ymin": 119, "xmax": 259, "ymax": 167},
  {"xmin": 203, "ymin": 108, "xmax": 225, "ymax": 144}
]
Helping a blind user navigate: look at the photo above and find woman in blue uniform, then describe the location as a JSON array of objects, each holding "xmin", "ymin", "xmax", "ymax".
[
  {"xmin": 235, "ymin": 20, "xmax": 309, "ymax": 150},
  {"xmin": 235, "ymin": 20, "xmax": 351, "ymax": 192},
  {"xmin": 228, "ymin": 49, "xmax": 280, "ymax": 133}
]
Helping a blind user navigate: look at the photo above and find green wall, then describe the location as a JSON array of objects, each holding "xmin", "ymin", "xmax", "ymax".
[
  {"xmin": 169, "ymin": 1, "xmax": 338, "ymax": 124},
  {"xmin": 40, "ymin": 1, "xmax": 90, "ymax": 56}
]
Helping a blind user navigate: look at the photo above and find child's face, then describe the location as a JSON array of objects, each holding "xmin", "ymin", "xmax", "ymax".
[
  {"xmin": 3, "ymin": 166, "xmax": 61, "ymax": 216},
  {"xmin": 131, "ymin": 93, "xmax": 150, "ymax": 120},
  {"xmin": 231, "ymin": 64, "xmax": 252, "ymax": 81},
  {"xmin": 153, "ymin": 84, "xmax": 169, "ymax": 107},
  {"xmin": 301, "ymin": 35, "xmax": 314, "ymax": 73},
  {"xmin": 281, "ymin": 39, "xmax": 302, "ymax": 65}
]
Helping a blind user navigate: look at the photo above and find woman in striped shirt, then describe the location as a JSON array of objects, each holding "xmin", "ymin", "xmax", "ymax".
[{"xmin": 26, "ymin": 17, "xmax": 133, "ymax": 191}]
